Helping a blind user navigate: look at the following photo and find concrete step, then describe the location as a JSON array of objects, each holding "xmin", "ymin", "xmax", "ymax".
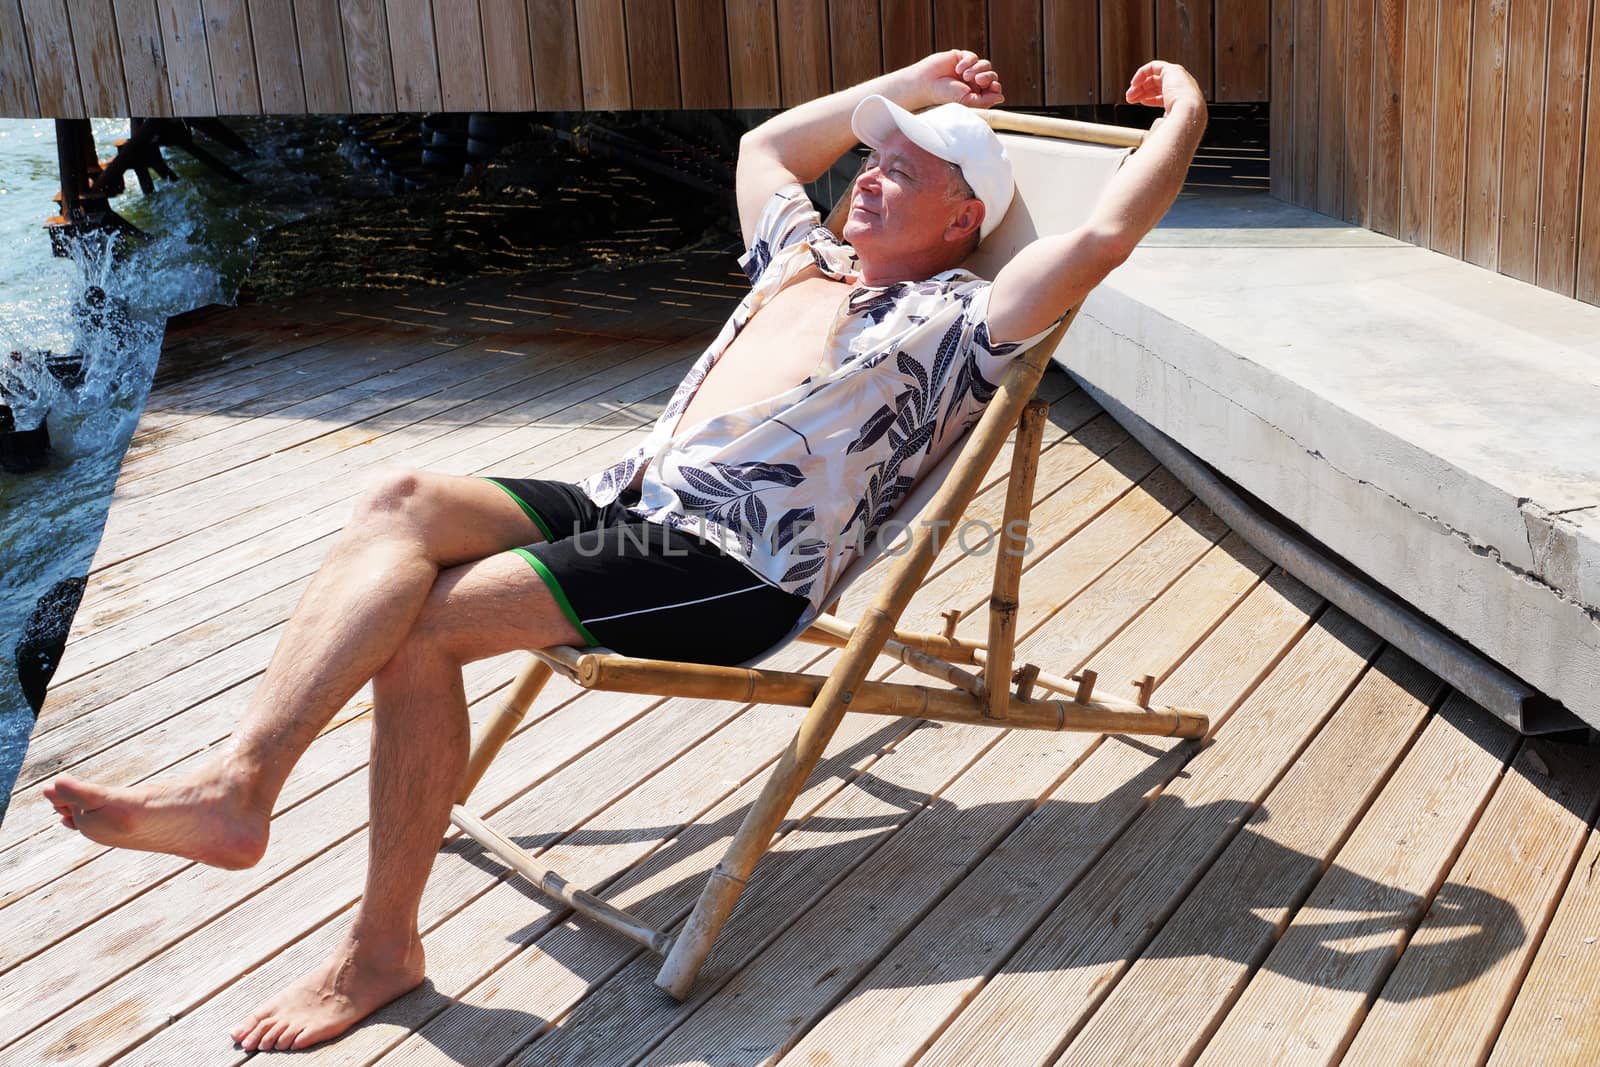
[{"xmin": 1062, "ymin": 189, "xmax": 1599, "ymax": 729}]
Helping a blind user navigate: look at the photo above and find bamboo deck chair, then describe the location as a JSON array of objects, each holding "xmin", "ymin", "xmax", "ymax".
[{"xmin": 449, "ymin": 111, "xmax": 1209, "ymax": 1000}]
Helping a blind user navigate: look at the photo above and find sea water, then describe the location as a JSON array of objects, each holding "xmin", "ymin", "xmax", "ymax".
[{"xmin": 0, "ymin": 117, "xmax": 333, "ymax": 822}]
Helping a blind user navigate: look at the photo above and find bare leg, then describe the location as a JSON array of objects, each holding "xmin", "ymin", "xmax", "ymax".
[
  {"xmin": 232, "ymin": 551, "xmax": 580, "ymax": 1051},
  {"xmin": 44, "ymin": 470, "xmax": 548, "ymax": 868}
]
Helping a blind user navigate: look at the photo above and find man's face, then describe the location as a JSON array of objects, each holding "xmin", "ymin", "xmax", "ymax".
[{"xmin": 843, "ymin": 130, "xmax": 982, "ymax": 267}]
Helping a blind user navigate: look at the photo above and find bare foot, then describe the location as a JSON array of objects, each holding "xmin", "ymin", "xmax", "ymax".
[
  {"xmin": 42, "ymin": 769, "xmax": 269, "ymax": 869},
  {"xmin": 230, "ymin": 935, "xmax": 426, "ymax": 1051}
]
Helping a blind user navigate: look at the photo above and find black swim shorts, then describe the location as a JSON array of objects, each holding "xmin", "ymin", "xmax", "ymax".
[{"xmin": 483, "ymin": 477, "xmax": 809, "ymax": 666}]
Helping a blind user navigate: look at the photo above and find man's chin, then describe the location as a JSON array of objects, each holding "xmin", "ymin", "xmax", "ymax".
[{"xmin": 841, "ymin": 219, "xmax": 875, "ymax": 246}]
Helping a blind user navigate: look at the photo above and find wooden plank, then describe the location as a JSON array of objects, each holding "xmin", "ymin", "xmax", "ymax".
[
  {"xmin": 830, "ymin": 0, "xmax": 881, "ymax": 90},
  {"xmin": 1045, "ymin": 0, "xmax": 1098, "ymax": 104},
  {"xmin": 157, "ymin": 0, "xmax": 217, "ymax": 114},
  {"xmin": 933, "ymin": 0, "xmax": 988, "ymax": 55},
  {"xmin": 1341, "ymin": 0, "xmax": 1374, "ymax": 225},
  {"xmin": 1463, "ymin": 0, "xmax": 1509, "ymax": 268},
  {"xmin": 114, "ymin": 0, "xmax": 174, "ymax": 114},
  {"xmin": 776, "ymin": 0, "xmax": 829, "ymax": 105},
  {"xmin": 574, "ymin": 0, "xmax": 628, "ymax": 107},
  {"xmin": 1397, "ymin": 0, "xmax": 1437, "ymax": 243},
  {"xmin": 675, "ymin": 0, "xmax": 730, "ymax": 105},
  {"xmin": 1268, "ymin": 0, "xmax": 1292, "ymax": 198},
  {"xmin": 916, "ymin": 610, "xmax": 1382, "ymax": 1067},
  {"xmin": 881, "ymin": 0, "xmax": 934, "ymax": 71},
  {"xmin": 1059, "ymin": 651, "xmax": 1445, "ymax": 1065},
  {"xmin": 247, "ymin": 0, "xmax": 307, "ymax": 111},
  {"xmin": 20, "ymin": 0, "xmax": 86, "ymax": 116},
  {"xmin": 1488, "ymin": 826, "xmax": 1600, "ymax": 1065},
  {"xmin": 478, "ymin": 0, "xmax": 534, "ymax": 109},
  {"xmin": 1314, "ymin": 0, "xmax": 1344, "ymax": 217},
  {"xmin": 66, "ymin": 0, "xmax": 130, "ymax": 115},
  {"xmin": 529, "ymin": 0, "xmax": 583, "ymax": 108},
  {"xmin": 1158, "ymin": 0, "xmax": 1214, "ymax": 100},
  {"xmin": 623, "ymin": 0, "xmax": 678, "ymax": 107},
  {"xmin": 1290, "ymin": 0, "xmax": 1317, "ymax": 207},
  {"xmin": 432, "ymin": 0, "xmax": 488, "ymax": 109},
  {"xmin": 292, "ymin": 0, "xmax": 350, "ymax": 111},
  {"xmin": 1342, "ymin": 742, "xmax": 1600, "ymax": 1066},
  {"xmin": 1217, "ymin": 0, "xmax": 1270, "ymax": 101},
  {"xmin": 1102, "ymin": 0, "xmax": 1155, "ymax": 105},
  {"xmin": 200, "ymin": 0, "xmax": 260, "ymax": 113},
  {"xmin": 338, "ymin": 0, "xmax": 395, "ymax": 111},
  {"xmin": 0, "ymin": 0, "xmax": 41, "ymax": 115},
  {"xmin": 1582, "ymin": 10, "xmax": 1600, "ymax": 305},
  {"xmin": 724, "ymin": 0, "xmax": 779, "ymax": 106},
  {"xmin": 989, "ymin": 0, "xmax": 1043, "ymax": 106},
  {"xmin": 1196, "ymin": 696, "xmax": 1522, "ymax": 1066},
  {"xmin": 385, "ymin": 0, "xmax": 441, "ymax": 110},
  {"xmin": 1429, "ymin": 0, "xmax": 1470, "ymax": 256},
  {"xmin": 1498, "ymin": 0, "xmax": 1549, "ymax": 282},
  {"xmin": 1533, "ymin": 0, "xmax": 1591, "ymax": 295},
  {"xmin": 1366, "ymin": 0, "xmax": 1404, "ymax": 233}
]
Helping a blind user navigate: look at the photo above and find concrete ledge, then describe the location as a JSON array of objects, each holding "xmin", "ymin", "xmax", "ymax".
[{"xmin": 1061, "ymin": 190, "xmax": 1600, "ymax": 729}]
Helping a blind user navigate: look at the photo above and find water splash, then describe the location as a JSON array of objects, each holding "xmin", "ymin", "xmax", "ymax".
[{"xmin": 0, "ymin": 116, "xmax": 340, "ymax": 821}]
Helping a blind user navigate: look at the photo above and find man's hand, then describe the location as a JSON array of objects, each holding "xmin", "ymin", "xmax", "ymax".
[
  {"xmin": 985, "ymin": 58, "xmax": 1206, "ymax": 345},
  {"xmin": 901, "ymin": 50, "xmax": 1006, "ymax": 111},
  {"xmin": 735, "ymin": 46, "xmax": 1005, "ymax": 246},
  {"xmin": 1124, "ymin": 60, "xmax": 1204, "ymax": 116}
]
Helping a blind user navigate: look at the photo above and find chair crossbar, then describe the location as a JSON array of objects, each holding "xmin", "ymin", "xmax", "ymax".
[
  {"xmin": 533, "ymin": 648, "xmax": 1207, "ymax": 738},
  {"xmin": 449, "ymin": 805, "xmax": 674, "ymax": 956}
]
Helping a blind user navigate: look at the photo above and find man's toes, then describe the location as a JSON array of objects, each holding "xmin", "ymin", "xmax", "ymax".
[
  {"xmin": 238, "ymin": 1017, "xmax": 272, "ymax": 1050},
  {"xmin": 261, "ymin": 1019, "xmax": 291, "ymax": 1051},
  {"xmin": 286, "ymin": 1025, "xmax": 313, "ymax": 1050},
  {"xmin": 229, "ymin": 1013, "xmax": 259, "ymax": 1044}
]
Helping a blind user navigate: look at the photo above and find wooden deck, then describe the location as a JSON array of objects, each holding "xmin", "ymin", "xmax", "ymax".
[{"xmin": 4, "ymin": 252, "xmax": 1598, "ymax": 1066}]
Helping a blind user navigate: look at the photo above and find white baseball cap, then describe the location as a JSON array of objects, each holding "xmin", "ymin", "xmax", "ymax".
[{"xmin": 850, "ymin": 95, "xmax": 1014, "ymax": 240}]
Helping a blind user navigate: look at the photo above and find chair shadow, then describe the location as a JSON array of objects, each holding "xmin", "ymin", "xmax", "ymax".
[{"xmin": 457, "ymin": 707, "xmax": 1533, "ymax": 1036}]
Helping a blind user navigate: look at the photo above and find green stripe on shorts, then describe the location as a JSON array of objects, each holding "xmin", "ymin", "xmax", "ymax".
[
  {"xmin": 482, "ymin": 477, "xmax": 555, "ymax": 542},
  {"xmin": 511, "ymin": 547, "xmax": 600, "ymax": 647}
]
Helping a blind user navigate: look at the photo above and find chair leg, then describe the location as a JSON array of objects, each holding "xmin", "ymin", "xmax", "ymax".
[
  {"xmin": 655, "ymin": 685, "xmax": 852, "ymax": 999},
  {"xmin": 456, "ymin": 656, "xmax": 553, "ymax": 805},
  {"xmin": 983, "ymin": 397, "xmax": 1049, "ymax": 720}
]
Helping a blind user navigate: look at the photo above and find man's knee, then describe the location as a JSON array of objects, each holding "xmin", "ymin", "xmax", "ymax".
[{"xmin": 348, "ymin": 467, "xmax": 435, "ymax": 539}]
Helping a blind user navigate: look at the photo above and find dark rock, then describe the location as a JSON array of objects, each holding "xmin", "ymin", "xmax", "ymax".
[
  {"xmin": 16, "ymin": 575, "xmax": 85, "ymax": 714},
  {"xmin": 0, "ymin": 407, "xmax": 51, "ymax": 474}
]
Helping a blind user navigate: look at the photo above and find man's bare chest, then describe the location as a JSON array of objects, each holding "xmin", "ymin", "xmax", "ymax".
[{"xmin": 673, "ymin": 271, "xmax": 855, "ymax": 433}]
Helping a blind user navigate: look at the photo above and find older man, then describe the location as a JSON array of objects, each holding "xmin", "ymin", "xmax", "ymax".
[{"xmin": 45, "ymin": 50, "xmax": 1205, "ymax": 1050}]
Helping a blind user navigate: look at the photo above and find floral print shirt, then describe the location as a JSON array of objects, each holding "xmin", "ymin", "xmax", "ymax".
[{"xmin": 578, "ymin": 182, "xmax": 1062, "ymax": 629}]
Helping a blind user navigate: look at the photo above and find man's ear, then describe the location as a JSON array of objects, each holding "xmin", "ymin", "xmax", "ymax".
[{"xmin": 947, "ymin": 199, "xmax": 984, "ymax": 245}]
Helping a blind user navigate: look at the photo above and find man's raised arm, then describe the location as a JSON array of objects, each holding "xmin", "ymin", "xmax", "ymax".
[
  {"xmin": 735, "ymin": 50, "xmax": 1005, "ymax": 247},
  {"xmin": 984, "ymin": 61, "xmax": 1208, "ymax": 345}
]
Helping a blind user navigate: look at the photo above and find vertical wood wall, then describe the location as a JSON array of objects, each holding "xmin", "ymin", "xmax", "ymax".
[
  {"xmin": 0, "ymin": 0, "xmax": 1273, "ymax": 118},
  {"xmin": 1273, "ymin": 0, "xmax": 1600, "ymax": 307}
]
